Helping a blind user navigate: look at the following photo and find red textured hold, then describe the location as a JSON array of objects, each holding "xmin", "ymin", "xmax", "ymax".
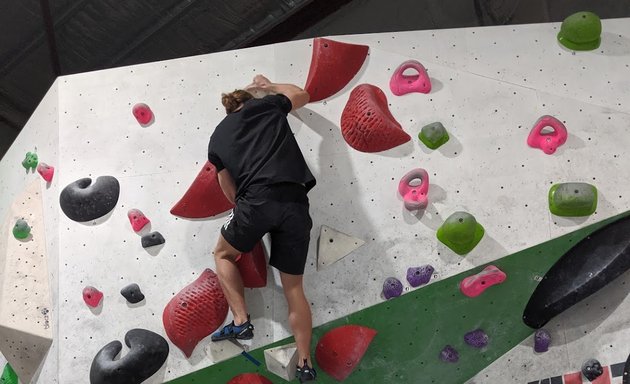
[
  {"xmin": 127, "ymin": 208, "xmax": 150, "ymax": 232},
  {"xmin": 170, "ymin": 161, "xmax": 234, "ymax": 218},
  {"xmin": 82, "ymin": 286, "xmax": 103, "ymax": 308},
  {"xmin": 237, "ymin": 241, "xmax": 268, "ymax": 288},
  {"xmin": 315, "ymin": 324, "xmax": 377, "ymax": 381},
  {"xmin": 304, "ymin": 38, "xmax": 369, "ymax": 102},
  {"xmin": 37, "ymin": 162, "xmax": 54, "ymax": 182},
  {"xmin": 132, "ymin": 103, "xmax": 154, "ymax": 125},
  {"xmin": 227, "ymin": 373, "xmax": 273, "ymax": 384},
  {"xmin": 341, "ymin": 84, "xmax": 410, "ymax": 152},
  {"xmin": 162, "ymin": 268, "xmax": 229, "ymax": 357}
]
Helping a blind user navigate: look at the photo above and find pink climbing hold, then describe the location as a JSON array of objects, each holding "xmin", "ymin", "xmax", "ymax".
[
  {"xmin": 527, "ymin": 115, "xmax": 568, "ymax": 155},
  {"xmin": 37, "ymin": 162, "xmax": 54, "ymax": 182},
  {"xmin": 83, "ymin": 286, "xmax": 103, "ymax": 308},
  {"xmin": 398, "ymin": 168, "xmax": 429, "ymax": 210},
  {"xmin": 127, "ymin": 209, "xmax": 150, "ymax": 232},
  {"xmin": 389, "ymin": 60, "xmax": 432, "ymax": 96},
  {"xmin": 132, "ymin": 103, "xmax": 153, "ymax": 125},
  {"xmin": 460, "ymin": 265, "xmax": 507, "ymax": 298},
  {"xmin": 162, "ymin": 268, "xmax": 229, "ymax": 357}
]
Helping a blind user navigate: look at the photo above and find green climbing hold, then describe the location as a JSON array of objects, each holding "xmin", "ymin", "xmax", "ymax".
[
  {"xmin": 12, "ymin": 219, "xmax": 31, "ymax": 239},
  {"xmin": 557, "ymin": 11, "xmax": 602, "ymax": 51},
  {"xmin": 1, "ymin": 363, "xmax": 18, "ymax": 384},
  {"xmin": 21, "ymin": 152, "xmax": 38, "ymax": 171},
  {"xmin": 549, "ymin": 182, "xmax": 597, "ymax": 217},
  {"xmin": 419, "ymin": 122, "xmax": 450, "ymax": 150},
  {"xmin": 437, "ymin": 211, "xmax": 485, "ymax": 255}
]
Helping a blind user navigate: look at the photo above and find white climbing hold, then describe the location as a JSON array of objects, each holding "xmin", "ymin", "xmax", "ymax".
[
  {"xmin": 317, "ymin": 225, "xmax": 365, "ymax": 271},
  {"xmin": 264, "ymin": 342, "xmax": 298, "ymax": 381}
]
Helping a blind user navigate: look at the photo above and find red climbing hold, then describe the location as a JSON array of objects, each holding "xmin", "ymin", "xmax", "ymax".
[
  {"xmin": 127, "ymin": 209, "xmax": 150, "ymax": 232},
  {"xmin": 315, "ymin": 324, "xmax": 377, "ymax": 381},
  {"xmin": 341, "ymin": 84, "xmax": 410, "ymax": 152},
  {"xmin": 237, "ymin": 241, "xmax": 268, "ymax": 288},
  {"xmin": 37, "ymin": 162, "xmax": 54, "ymax": 182},
  {"xmin": 227, "ymin": 373, "xmax": 273, "ymax": 384},
  {"xmin": 132, "ymin": 103, "xmax": 153, "ymax": 125},
  {"xmin": 170, "ymin": 161, "xmax": 234, "ymax": 218},
  {"xmin": 162, "ymin": 268, "xmax": 229, "ymax": 357},
  {"xmin": 304, "ymin": 38, "xmax": 369, "ymax": 102},
  {"xmin": 83, "ymin": 286, "xmax": 103, "ymax": 308}
]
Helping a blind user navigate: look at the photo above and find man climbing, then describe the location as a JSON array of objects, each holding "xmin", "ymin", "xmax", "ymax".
[{"xmin": 208, "ymin": 74, "xmax": 317, "ymax": 383}]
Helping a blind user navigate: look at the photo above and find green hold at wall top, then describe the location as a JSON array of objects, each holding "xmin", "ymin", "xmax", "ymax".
[{"xmin": 557, "ymin": 11, "xmax": 602, "ymax": 51}]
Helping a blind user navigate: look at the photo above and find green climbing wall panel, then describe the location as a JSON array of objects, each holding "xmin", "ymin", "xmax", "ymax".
[{"xmin": 167, "ymin": 212, "xmax": 628, "ymax": 384}]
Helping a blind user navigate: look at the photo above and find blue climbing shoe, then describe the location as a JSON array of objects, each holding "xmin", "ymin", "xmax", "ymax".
[
  {"xmin": 296, "ymin": 359, "xmax": 317, "ymax": 383},
  {"xmin": 210, "ymin": 316, "xmax": 254, "ymax": 341}
]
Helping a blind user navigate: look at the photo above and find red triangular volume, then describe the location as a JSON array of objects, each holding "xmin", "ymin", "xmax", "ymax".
[
  {"xmin": 162, "ymin": 269, "xmax": 229, "ymax": 357},
  {"xmin": 228, "ymin": 373, "xmax": 273, "ymax": 384},
  {"xmin": 315, "ymin": 324, "xmax": 377, "ymax": 381},
  {"xmin": 237, "ymin": 241, "xmax": 268, "ymax": 288},
  {"xmin": 170, "ymin": 161, "xmax": 234, "ymax": 218},
  {"xmin": 341, "ymin": 84, "xmax": 410, "ymax": 152},
  {"xmin": 304, "ymin": 38, "xmax": 369, "ymax": 102}
]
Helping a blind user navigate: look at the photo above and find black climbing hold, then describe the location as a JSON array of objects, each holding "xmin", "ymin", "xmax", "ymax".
[
  {"xmin": 581, "ymin": 358, "xmax": 603, "ymax": 381},
  {"xmin": 89, "ymin": 328, "xmax": 169, "ymax": 384},
  {"xmin": 59, "ymin": 176, "xmax": 120, "ymax": 222},
  {"xmin": 121, "ymin": 283, "xmax": 145, "ymax": 304},
  {"xmin": 141, "ymin": 231, "xmax": 165, "ymax": 248},
  {"xmin": 523, "ymin": 214, "xmax": 630, "ymax": 329}
]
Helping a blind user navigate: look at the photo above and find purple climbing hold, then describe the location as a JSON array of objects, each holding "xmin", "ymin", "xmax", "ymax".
[
  {"xmin": 464, "ymin": 329, "xmax": 489, "ymax": 348},
  {"xmin": 534, "ymin": 329, "xmax": 551, "ymax": 353},
  {"xmin": 382, "ymin": 277, "xmax": 403, "ymax": 299},
  {"xmin": 439, "ymin": 345, "xmax": 459, "ymax": 363},
  {"xmin": 406, "ymin": 265, "xmax": 434, "ymax": 287}
]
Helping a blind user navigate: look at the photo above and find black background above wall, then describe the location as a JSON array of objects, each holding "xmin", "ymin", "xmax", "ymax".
[{"xmin": 1, "ymin": 0, "xmax": 629, "ymax": 159}]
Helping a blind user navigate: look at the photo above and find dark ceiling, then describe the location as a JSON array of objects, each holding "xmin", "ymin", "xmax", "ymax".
[{"xmin": 1, "ymin": 0, "xmax": 629, "ymax": 159}]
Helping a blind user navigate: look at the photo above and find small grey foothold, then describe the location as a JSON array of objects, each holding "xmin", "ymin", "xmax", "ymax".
[
  {"xmin": 141, "ymin": 231, "xmax": 165, "ymax": 248},
  {"xmin": 121, "ymin": 283, "xmax": 145, "ymax": 304}
]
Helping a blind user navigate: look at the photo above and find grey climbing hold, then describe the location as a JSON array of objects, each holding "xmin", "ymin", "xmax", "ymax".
[
  {"xmin": 406, "ymin": 265, "xmax": 434, "ymax": 287},
  {"xmin": 89, "ymin": 328, "xmax": 169, "ymax": 384},
  {"xmin": 534, "ymin": 329, "xmax": 551, "ymax": 353},
  {"xmin": 582, "ymin": 359, "xmax": 603, "ymax": 382},
  {"xmin": 464, "ymin": 329, "xmax": 489, "ymax": 348},
  {"xmin": 59, "ymin": 176, "xmax": 120, "ymax": 222},
  {"xmin": 141, "ymin": 231, "xmax": 165, "ymax": 248},
  {"xmin": 121, "ymin": 283, "xmax": 145, "ymax": 304}
]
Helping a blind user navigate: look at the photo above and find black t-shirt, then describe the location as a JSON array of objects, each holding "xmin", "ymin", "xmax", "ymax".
[{"xmin": 207, "ymin": 94, "xmax": 316, "ymax": 198}]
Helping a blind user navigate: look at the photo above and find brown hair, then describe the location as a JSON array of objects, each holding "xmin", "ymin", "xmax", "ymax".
[{"xmin": 221, "ymin": 90, "xmax": 253, "ymax": 114}]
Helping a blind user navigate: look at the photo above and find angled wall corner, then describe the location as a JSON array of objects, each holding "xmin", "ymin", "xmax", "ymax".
[{"xmin": 0, "ymin": 180, "xmax": 53, "ymax": 383}]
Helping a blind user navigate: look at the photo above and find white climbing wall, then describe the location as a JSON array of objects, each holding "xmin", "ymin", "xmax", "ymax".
[{"xmin": 0, "ymin": 18, "xmax": 629, "ymax": 384}]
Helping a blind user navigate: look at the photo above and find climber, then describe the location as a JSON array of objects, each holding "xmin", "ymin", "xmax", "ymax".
[{"xmin": 207, "ymin": 74, "xmax": 317, "ymax": 382}]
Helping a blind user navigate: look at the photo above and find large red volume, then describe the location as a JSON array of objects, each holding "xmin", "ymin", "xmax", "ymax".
[
  {"xmin": 237, "ymin": 241, "xmax": 268, "ymax": 288},
  {"xmin": 341, "ymin": 84, "xmax": 410, "ymax": 152},
  {"xmin": 304, "ymin": 38, "xmax": 369, "ymax": 102},
  {"xmin": 315, "ymin": 324, "xmax": 377, "ymax": 381},
  {"xmin": 162, "ymin": 269, "xmax": 229, "ymax": 357},
  {"xmin": 227, "ymin": 373, "xmax": 273, "ymax": 384},
  {"xmin": 170, "ymin": 161, "xmax": 233, "ymax": 218}
]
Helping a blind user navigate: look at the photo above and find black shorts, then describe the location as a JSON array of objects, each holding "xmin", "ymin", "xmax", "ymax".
[{"xmin": 221, "ymin": 183, "xmax": 313, "ymax": 275}]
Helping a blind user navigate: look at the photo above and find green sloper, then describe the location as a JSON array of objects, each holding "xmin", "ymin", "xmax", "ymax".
[{"xmin": 167, "ymin": 212, "xmax": 628, "ymax": 384}]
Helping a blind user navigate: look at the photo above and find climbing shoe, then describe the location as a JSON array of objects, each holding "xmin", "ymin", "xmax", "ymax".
[
  {"xmin": 296, "ymin": 359, "xmax": 317, "ymax": 383},
  {"xmin": 210, "ymin": 316, "xmax": 254, "ymax": 341}
]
